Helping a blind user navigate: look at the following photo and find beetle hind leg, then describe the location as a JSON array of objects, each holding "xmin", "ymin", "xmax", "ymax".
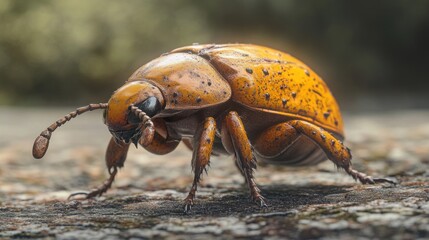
[{"xmin": 288, "ymin": 120, "xmax": 396, "ymax": 185}]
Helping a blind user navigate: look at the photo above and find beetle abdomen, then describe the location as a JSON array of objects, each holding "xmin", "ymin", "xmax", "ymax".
[{"xmin": 254, "ymin": 135, "xmax": 327, "ymax": 166}]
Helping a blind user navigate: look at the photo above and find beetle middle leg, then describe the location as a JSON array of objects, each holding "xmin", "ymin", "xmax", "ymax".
[
  {"xmin": 221, "ymin": 111, "xmax": 267, "ymax": 208},
  {"xmin": 184, "ymin": 117, "xmax": 216, "ymax": 213},
  {"xmin": 69, "ymin": 137, "xmax": 130, "ymax": 199},
  {"xmin": 288, "ymin": 120, "xmax": 396, "ymax": 184}
]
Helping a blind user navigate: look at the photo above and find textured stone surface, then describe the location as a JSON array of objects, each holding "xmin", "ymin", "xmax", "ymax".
[{"xmin": 0, "ymin": 107, "xmax": 428, "ymax": 239}]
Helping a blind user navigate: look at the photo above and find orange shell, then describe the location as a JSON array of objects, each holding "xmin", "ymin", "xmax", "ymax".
[{"xmin": 172, "ymin": 44, "xmax": 344, "ymax": 136}]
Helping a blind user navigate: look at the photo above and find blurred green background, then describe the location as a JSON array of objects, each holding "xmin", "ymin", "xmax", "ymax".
[{"xmin": 0, "ymin": 0, "xmax": 428, "ymax": 111}]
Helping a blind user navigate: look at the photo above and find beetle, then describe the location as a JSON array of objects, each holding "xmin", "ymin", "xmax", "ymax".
[{"xmin": 33, "ymin": 44, "xmax": 395, "ymax": 212}]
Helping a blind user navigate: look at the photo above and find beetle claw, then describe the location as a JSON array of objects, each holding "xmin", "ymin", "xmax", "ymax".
[
  {"xmin": 184, "ymin": 204, "xmax": 192, "ymax": 213},
  {"xmin": 373, "ymin": 177, "xmax": 398, "ymax": 185},
  {"xmin": 183, "ymin": 199, "xmax": 194, "ymax": 214},
  {"xmin": 184, "ymin": 203, "xmax": 193, "ymax": 214},
  {"xmin": 256, "ymin": 199, "xmax": 268, "ymax": 208},
  {"xmin": 260, "ymin": 199, "xmax": 268, "ymax": 208},
  {"xmin": 67, "ymin": 192, "xmax": 89, "ymax": 200},
  {"xmin": 345, "ymin": 167, "xmax": 398, "ymax": 186},
  {"xmin": 252, "ymin": 195, "xmax": 268, "ymax": 208}
]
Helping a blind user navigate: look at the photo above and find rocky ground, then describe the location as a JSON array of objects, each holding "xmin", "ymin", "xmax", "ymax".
[{"xmin": 0, "ymin": 107, "xmax": 428, "ymax": 239}]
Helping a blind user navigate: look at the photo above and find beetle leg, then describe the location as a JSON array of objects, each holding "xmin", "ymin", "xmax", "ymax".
[
  {"xmin": 140, "ymin": 131, "xmax": 181, "ymax": 155},
  {"xmin": 288, "ymin": 120, "xmax": 396, "ymax": 185},
  {"xmin": 183, "ymin": 117, "xmax": 216, "ymax": 213},
  {"xmin": 68, "ymin": 137, "xmax": 130, "ymax": 200},
  {"xmin": 234, "ymin": 160, "xmax": 247, "ymax": 183},
  {"xmin": 253, "ymin": 122, "xmax": 299, "ymax": 158},
  {"xmin": 140, "ymin": 118, "xmax": 181, "ymax": 155},
  {"xmin": 221, "ymin": 111, "xmax": 267, "ymax": 208}
]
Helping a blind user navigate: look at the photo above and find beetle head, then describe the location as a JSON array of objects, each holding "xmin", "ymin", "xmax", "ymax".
[
  {"xmin": 32, "ymin": 81, "xmax": 165, "ymax": 159},
  {"xmin": 104, "ymin": 81, "xmax": 165, "ymax": 146}
]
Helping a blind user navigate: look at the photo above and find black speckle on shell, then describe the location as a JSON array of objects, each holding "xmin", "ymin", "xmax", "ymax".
[
  {"xmin": 304, "ymin": 69, "xmax": 310, "ymax": 77},
  {"xmin": 262, "ymin": 69, "xmax": 269, "ymax": 76},
  {"xmin": 264, "ymin": 93, "xmax": 270, "ymax": 101},
  {"xmin": 323, "ymin": 112, "xmax": 330, "ymax": 119},
  {"xmin": 281, "ymin": 99, "xmax": 288, "ymax": 107}
]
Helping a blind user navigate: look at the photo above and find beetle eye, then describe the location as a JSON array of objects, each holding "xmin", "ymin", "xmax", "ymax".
[{"xmin": 127, "ymin": 96, "xmax": 162, "ymax": 124}]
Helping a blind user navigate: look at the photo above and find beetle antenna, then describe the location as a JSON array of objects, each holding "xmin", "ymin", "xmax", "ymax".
[
  {"xmin": 32, "ymin": 103, "xmax": 108, "ymax": 159},
  {"xmin": 129, "ymin": 105, "xmax": 155, "ymax": 147}
]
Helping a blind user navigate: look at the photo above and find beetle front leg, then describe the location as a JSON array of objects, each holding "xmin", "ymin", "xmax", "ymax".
[
  {"xmin": 140, "ymin": 132, "xmax": 180, "ymax": 155},
  {"xmin": 184, "ymin": 117, "xmax": 216, "ymax": 213},
  {"xmin": 69, "ymin": 137, "xmax": 130, "ymax": 200},
  {"xmin": 140, "ymin": 119, "xmax": 181, "ymax": 155},
  {"xmin": 288, "ymin": 120, "xmax": 396, "ymax": 184},
  {"xmin": 221, "ymin": 111, "xmax": 267, "ymax": 208}
]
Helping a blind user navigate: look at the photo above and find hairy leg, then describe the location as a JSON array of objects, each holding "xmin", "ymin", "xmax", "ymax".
[
  {"xmin": 288, "ymin": 120, "xmax": 395, "ymax": 184},
  {"xmin": 69, "ymin": 137, "xmax": 130, "ymax": 199},
  {"xmin": 221, "ymin": 111, "xmax": 267, "ymax": 207},
  {"xmin": 184, "ymin": 117, "xmax": 216, "ymax": 213}
]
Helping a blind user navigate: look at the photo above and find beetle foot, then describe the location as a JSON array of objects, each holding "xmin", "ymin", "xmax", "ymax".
[
  {"xmin": 68, "ymin": 168, "xmax": 117, "ymax": 200},
  {"xmin": 359, "ymin": 176, "xmax": 397, "ymax": 185},
  {"xmin": 68, "ymin": 191, "xmax": 90, "ymax": 200},
  {"xmin": 372, "ymin": 177, "xmax": 398, "ymax": 185},
  {"xmin": 183, "ymin": 197, "xmax": 194, "ymax": 213},
  {"xmin": 346, "ymin": 167, "xmax": 397, "ymax": 185},
  {"xmin": 252, "ymin": 194, "xmax": 268, "ymax": 208},
  {"xmin": 67, "ymin": 189, "xmax": 104, "ymax": 200}
]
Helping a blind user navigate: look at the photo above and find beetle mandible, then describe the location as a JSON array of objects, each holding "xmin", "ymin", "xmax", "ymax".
[{"xmin": 33, "ymin": 44, "xmax": 395, "ymax": 212}]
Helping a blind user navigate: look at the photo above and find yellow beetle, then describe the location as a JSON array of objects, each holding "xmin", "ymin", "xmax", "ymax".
[{"xmin": 33, "ymin": 44, "xmax": 394, "ymax": 213}]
